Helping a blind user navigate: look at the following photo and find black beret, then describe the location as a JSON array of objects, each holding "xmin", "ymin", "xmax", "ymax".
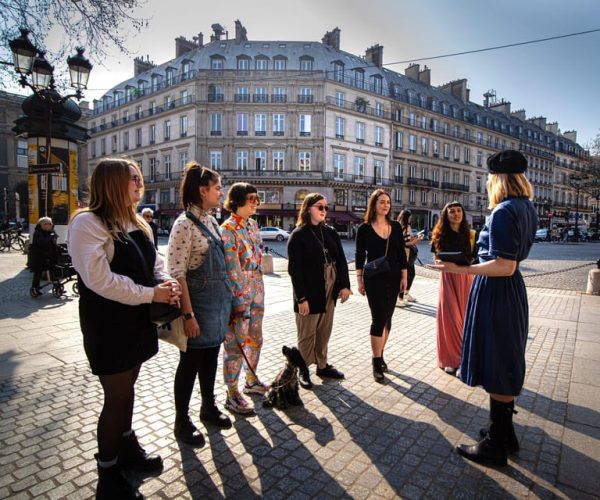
[{"xmin": 487, "ymin": 150, "xmax": 528, "ymax": 174}]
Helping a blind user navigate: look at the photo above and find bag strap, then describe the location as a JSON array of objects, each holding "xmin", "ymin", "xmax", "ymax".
[
  {"xmin": 384, "ymin": 224, "xmax": 391, "ymax": 257},
  {"xmin": 185, "ymin": 211, "xmax": 223, "ymax": 248},
  {"xmin": 124, "ymin": 233, "xmax": 154, "ymax": 286}
]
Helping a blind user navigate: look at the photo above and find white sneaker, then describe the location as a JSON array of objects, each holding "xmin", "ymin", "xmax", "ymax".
[
  {"xmin": 243, "ymin": 380, "xmax": 269, "ymax": 395},
  {"xmin": 225, "ymin": 393, "xmax": 255, "ymax": 415},
  {"xmin": 405, "ymin": 293, "xmax": 417, "ymax": 303},
  {"xmin": 397, "ymin": 298, "xmax": 408, "ymax": 307}
]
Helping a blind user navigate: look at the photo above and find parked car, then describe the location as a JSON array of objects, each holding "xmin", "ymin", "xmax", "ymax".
[
  {"xmin": 567, "ymin": 228, "xmax": 589, "ymax": 242},
  {"xmin": 535, "ymin": 228, "xmax": 549, "ymax": 242},
  {"xmin": 259, "ymin": 226, "xmax": 290, "ymax": 241}
]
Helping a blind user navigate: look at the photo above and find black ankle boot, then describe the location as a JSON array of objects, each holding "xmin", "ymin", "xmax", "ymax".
[
  {"xmin": 200, "ymin": 405, "xmax": 232, "ymax": 429},
  {"xmin": 96, "ymin": 455, "xmax": 143, "ymax": 499},
  {"xmin": 381, "ymin": 356, "xmax": 388, "ymax": 372},
  {"xmin": 478, "ymin": 398, "xmax": 519, "ymax": 453},
  {"xmin": 118, "ymin": 431, "xmax": 163, "ymax": 473},
  {"xmin": 457, "ymin": 398, "xmax": 512, "ymax": 466},
  {"xmin": 372, "ymin": 357, "xmax": 384, "ymax": 382},
  {"xmin": 174, "ymin": 415, "xmax": 205, "ymax": 446},
  {"xmin": 299, "ymin": 368, "xmax": 313, "ymax": 389}
]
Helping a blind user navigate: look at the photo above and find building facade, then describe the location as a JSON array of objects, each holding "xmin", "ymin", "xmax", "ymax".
[{"xmin": 88, "ymin": 21, "xmax": 593, "ymax": 232}]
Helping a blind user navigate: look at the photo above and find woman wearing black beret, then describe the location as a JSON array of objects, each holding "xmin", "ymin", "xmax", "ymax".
[{"xmin": 432, "ymin": 149, "xmax": 537, "ymax": 466}]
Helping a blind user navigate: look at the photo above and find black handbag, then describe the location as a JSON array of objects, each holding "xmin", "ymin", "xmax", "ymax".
[
  {"xmin": 126, "ymin": 234, "xmax": 181, "ymax": 327},
  {"xmin": 363, "ymin": 225, "xmax": 391, "ymax": 281}
]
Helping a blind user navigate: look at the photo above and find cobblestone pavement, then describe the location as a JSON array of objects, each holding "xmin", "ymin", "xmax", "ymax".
[{"xmin": 0, "ymin": 248, "xmax": 599, "ymax": 499}]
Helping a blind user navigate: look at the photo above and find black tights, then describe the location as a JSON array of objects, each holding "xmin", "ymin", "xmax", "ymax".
[
  {"xmin": 398, "ymin": 264, "xmax": 416, "ymax": 299},
  {"xmin": 174, "ymin": 346, "xmax": 220, "ymax": 416},
  {"xmin": 97, "ymin": 365, "xmax": 140, "ymax": 461}
]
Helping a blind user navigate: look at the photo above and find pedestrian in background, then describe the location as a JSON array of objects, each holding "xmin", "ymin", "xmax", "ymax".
[
  {"xmin": 397, "ymin": 209, "xmax": 422, "ymax": 306},
  {"xmin": 141, "ymin": 207, "xmax": 158, "ymax": 249},
  {"xmin": 430, "ymin": 201, "xmax": 476, "ymax": 375},
  {"xmin": 220, "ymin": 182, "xmax": 268, "ymax": 415},
  {"xmin": 28, "ymin": 216, "xmax": 58, "ymax": 297},
  {"xmin": 288, "ymin": 193, "xmax": 351, "ymax": 388},
  {"xmin": 167, "ymin": 163, "xmax": 233, "ymax": 447},
  {"xmin": 69, "ymin": 158, "xmax": 181, "ymax": 499},
  {"xmin": 431, "ymin": 150, "xmax": 537, "ymax": 466},
  {"xmin": 356, "ymin": 189, "xmax": 408, "ymax": 382}
]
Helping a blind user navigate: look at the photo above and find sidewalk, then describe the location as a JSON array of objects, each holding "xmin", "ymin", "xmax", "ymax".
[{"xmin": 0, "ymin": 251, "xmax": 599, "ymax": 499}]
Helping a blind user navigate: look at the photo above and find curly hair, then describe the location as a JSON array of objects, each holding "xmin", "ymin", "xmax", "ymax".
[{"xmin": 430, "ymin": 201, "xmax": 472, "ymax": 257}]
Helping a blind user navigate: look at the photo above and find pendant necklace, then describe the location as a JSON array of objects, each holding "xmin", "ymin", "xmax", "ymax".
[{"xmin": 311, "ymin": 224, "xmax": 332, "ymax": 263}]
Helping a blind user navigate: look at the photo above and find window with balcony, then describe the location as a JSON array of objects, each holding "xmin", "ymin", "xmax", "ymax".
[
  {"xmin": 409, "ymin": 112, "xmax": 416, "ymax": 126},
  {"xmin": 179, "ymin": 151, "xmax": 188, "ymax": 169},
  {"xmin": 420, "ymin": 137, "xmax": 428, "ymax": 155},
  {"xmin": 299, "ymin": 56, "xmax": 313, "ymax": 72},
  {"xmin": 180, "ymin": 90, "xmax": 189, "ymax": 105},
  {"xmin": 372, "ymin": 75, "xmax": 383, "ymax": 94},
  {"xmin": 464, "ymin": 147, "xmax": 470, "ymax": 163},
  {"xmin": 237, "ymin": 113, "xmax": 249, "ymax": 135},
  {"xmin": 477, "ymin": 150, "xmax": 483, "ymax": 167},
  {"xmin": 273, "ymin": 114, "xmax": 285, "ymax": 135},
  {"xmin": 335, "ymin": 117, "xmax": 345, "ymax": 139},
  {"xmin": 394, "ymin": 163, "xmax": 402, "ymax": 183},
  {"xmin": 409, "ymin": 189, "xmax": 415, "ymax": 204},
  {"xmin": 273, "ymin": 151, "xmax": 285, "ymax": 171},
  {"xmin": 236, "ymin": 151, "xmax": 249, "ymax": 173},
  {"xmin": 463, "ymin": 174, "xmax": 470, "ymax": 190},
  {"xmin": 149, "ymin": 158, "xmax": 157, "ymax": 181},
  {"xmin": 375, "ymin": 102, "xmax": 383, "ymax": 117},
  {"xmin": 180, "ymin": 115, "xmax": 188, "ymax": 137},
  {"xmin": 272, "ymin": 87, "xmax": 287, "ymax": 102},
  {"xmin": 299, "ymin": 114, "xmax": 311, "ymax": 136},
  {"xmin": 255, "ymin": 113, "xmax": 266, "ymax": 135},
  {"xmin": 122, "ymin": 132, "xmax": 129, "ymax": 151},
  {"xmin": 210, "ymin": 56, "xmax": 224, "ymax": 70},
  {"xmin": 164, "ymin": 155, "xmax": 171, "ymax": 179},
  {"xmin": 355, "ymin": 157, "xmax": 365, "ymax": 182},
  {"xmin": 395, "ymin": 131, "xmax": 403, "ymax": 150},
  {"xmin": 136, "ymin": 128, "xmax": 142, "ymax": 147},
  {"xmin": 273, "ymin": 57, "xmax": 287, "ymax": 71},
  {"xmin": 421, "ymin": 116, "xmax": 427, "ymax": 129},
  {"xmin": 335, "ymin": 91, "xmax": 345, "ymax": 107},
  {"xmin": 354, "ymin": 68, "xmax": 364, "ymax": 88},
  {"xmin": 298, "ymin": 87, "xmax": 313, "ymax": 103},
  {"xmin": 453, "ymin": 145, "xmax": 460, "ymax": 161},
  {"xmin": 421, "ymin": 191, "xmax": 427, "ymax": 204},
  {"xmin": 334, "ymin": 153, "xmax": 345, "ymax": 180},
  {"xmin": 394, "ymin": 188, "xmax": 402, "ymax": 203},
  {"xmin": 409, "ymin": 134, "xmax": 416, "ymax": 152},
  {"xmin": 166, "ymin": 68, "xmax": 174, "ymax": 86},
  {"xmin": 210, "ymin": 113, "xmax": 222, "ymax": 136},
  {"xmin": 255, "ymin": 57, "xmax": 268, "ymax": 71},
  {"xmin": 210, "ymin": 151, "xmax": 222, "ymax": 171},
  {"xmin": 164, "ymin": 120, "xmax": 171, "ymax": 141},
  {"xmin": 299, "ymin": 151, "xmax": 311, "ymax": 171},
  {"xmin": 443, "ymin": 143, "xmax": 450, "ymax": 159},
  {"xmin": 235, "ymin": 86, "xmax": 250, "ymax": 103},
  {"xmin": 375, "ymin": 126, "xmax": 383, "ymax": 147},
  {"xmin": 149, "ymin": 124, "xmax": 156, "ymax": 144},
  {"xmin": 254, "ymin": 87, "xmax": 267, "ymax": 103},
  {"xmin": 356, "ymin": 122, "xmax": 365, "ymax": 143},
  {"xmin": 237, "ymin": 57, "xmax": 250, "ymax": 71},
  {"xmin": 255, "ymin": 151, "xmax": 266, "ymax": 171},
  {"xmin": 333, "ymin": 61, "xmax": 344, "ymax": 82},
  {"xmin": 374, "ymin": 160, "xmax": 383, "ymax": 184},
  {"xmin": 433, "ymin": 139, "xmax": 439, "ymax": 157}
]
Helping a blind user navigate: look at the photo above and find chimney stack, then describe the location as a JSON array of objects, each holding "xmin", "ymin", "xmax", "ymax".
[
  {"xmin": 527, "ymin": 116, "xmax": 547, "ymax": 130},
  {"xmin": 405, "ymin": 63, "xmax": 420, "ymax": 81},
  {"xmin": 418, "ymin": 65, "xmax": 431, "ymax": 85},
  {"xmin": 234, "ymin": 20, "xmax": 248, "ymax": 43},
  {"xmin": 365, "ymin": 44, "xmax": 384, "ymax": 67},
  {"xmin": 322, "ymin": 27, "xmax": 341, "ymax": 50},
  {"xmin": 545, "ymin": 122, "xmax": 559, "ymax": 134},
  {"xmin": 175, "ymin": 36, "xmax": 200, "ymax": 58},
  {"xmin": 510, "ymin": 109, "xmax": 526, "ymax": 121},
  {"xmin": 563, "ymin": 130, "xmax": 577, "ymax": 142},
  {"xmin": 211, "ymin": 23, "xmax": 226, "ymax": 41},
  {"xmin": 439, "ymin": 79, "xmax": 469, "ymax": 103},
  {"xmin": 134, "ymin": 56, "xmax": 156, "ymax": 76},
  {"xmin": 490, "ymin": 99, "xmax": 511, "ymax": 116}
]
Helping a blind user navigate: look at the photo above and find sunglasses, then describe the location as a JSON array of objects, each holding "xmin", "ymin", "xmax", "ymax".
[
  {"xmin": 312, "ymin": 204, "xmax": 329, "ymax": 212},
  {"xmin": 246, "ymin": 194, "xmax": 261, "ymax": 205},
  {"xmin": 143, "ymin": 214, "xmax": 153, "ymax": 219}
]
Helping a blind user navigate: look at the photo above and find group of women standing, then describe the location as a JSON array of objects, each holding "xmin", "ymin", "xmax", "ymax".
[{"xmin": 68, "ymin": 149, "xmax": 536, "ymax": 498}]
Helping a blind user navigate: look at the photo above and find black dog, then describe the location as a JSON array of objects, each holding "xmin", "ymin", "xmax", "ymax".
[{"xmin": 263, "ymin": 346, "xmax": 307, "ymax": 409}]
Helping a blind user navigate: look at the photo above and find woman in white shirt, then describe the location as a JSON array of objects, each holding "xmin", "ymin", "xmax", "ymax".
[
  {"xmin": 69, "ymin": 158, "xmax": 180, "ymax": 500},
  {"xmin": 167, "ymin": 163, "xmax": 233, "ymax": 447}
]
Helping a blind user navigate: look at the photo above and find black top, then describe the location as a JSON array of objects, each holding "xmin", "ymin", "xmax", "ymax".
[
  {"xmin": 287, "ymin": 223, "xmax": 350, "ymax": 314},
  {"xmin": 355, "ymin": 221, "xmax": 408, "ymax": 272},
  {"xmin": 149, "ymin": 221, "xmax": 158, "ymax": 249},
  {"xmin": 28, "ymin": 224, "xmax": 58, "ymax": 272}
]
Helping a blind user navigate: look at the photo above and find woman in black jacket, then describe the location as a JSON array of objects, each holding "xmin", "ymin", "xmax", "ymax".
[
  {"xmin": 288, "ymin": 193, "xmax": 351, "ymax": 388},
  {"xmin": 28, "ymin": 217, "xmax": 59, "ymax": 297}
]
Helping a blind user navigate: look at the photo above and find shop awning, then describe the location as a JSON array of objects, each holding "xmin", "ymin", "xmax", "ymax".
[
  {"xmin": 155, "ymin": 208, "xmax": 184, "ymax": 216},
  {"xmin": 257, "ymin": 209, "xmax": 297, "ymax": 217},
  {"xmin": 328, "ymin": 211, "xmax": 361, "ymax": 223}
]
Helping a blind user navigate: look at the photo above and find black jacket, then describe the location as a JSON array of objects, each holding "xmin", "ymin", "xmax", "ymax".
[
  {"xmin": 287, "ymin": 223, "xmax": 350, "ymax": 314},
  {"xmin": 28, "ymin": 224, "xmax": 58, "ymax": 272}
]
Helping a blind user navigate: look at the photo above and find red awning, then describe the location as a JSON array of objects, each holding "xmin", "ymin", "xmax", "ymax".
[{"xmin": 327, "ymin": 211, "xmax": 361, "ymax": 223}]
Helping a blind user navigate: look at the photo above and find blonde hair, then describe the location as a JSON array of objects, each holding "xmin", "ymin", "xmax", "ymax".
[
  {"xmin": 71, "ymin": 158, "xmax": 151, "ymax": 241},
  {"xmin": 486, "ymin": 173, "xmax": 533, "ymax": 209}
]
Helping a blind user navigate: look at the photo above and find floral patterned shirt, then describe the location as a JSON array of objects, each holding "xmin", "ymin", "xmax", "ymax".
[{"xmin": 220, "ymin": 214, "xmax": 263, "ymax": 307}]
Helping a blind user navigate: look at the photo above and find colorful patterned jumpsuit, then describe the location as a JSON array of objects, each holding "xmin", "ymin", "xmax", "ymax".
[{"xmin": 220, "ymin": 214, "xmax": 264, "ymax": 396}]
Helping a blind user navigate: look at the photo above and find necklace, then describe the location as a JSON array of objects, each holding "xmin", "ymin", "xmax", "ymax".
[{"xmin": 311, "ymin": 225, "xmax": 332, "ymax": 264}]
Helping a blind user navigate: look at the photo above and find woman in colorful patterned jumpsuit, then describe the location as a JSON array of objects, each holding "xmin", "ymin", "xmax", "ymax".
[{"xmin": 220, "ymin": 182, "xmax": 267, "ymax": 414}]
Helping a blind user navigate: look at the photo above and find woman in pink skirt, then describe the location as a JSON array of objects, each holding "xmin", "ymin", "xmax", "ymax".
[{"xmin": 430, "ymin": 202, "xmax": 476, "ymax": 374}]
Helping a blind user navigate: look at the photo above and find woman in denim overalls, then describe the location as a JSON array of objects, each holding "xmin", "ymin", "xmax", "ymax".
[{"xmin": 167, "ymin": 163, "xmax": 233, "ymax": 447}]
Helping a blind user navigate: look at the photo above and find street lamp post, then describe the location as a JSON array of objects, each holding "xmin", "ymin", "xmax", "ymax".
[
  {"xmin": 569, "ymin": 174, "xmax": 589, "ymax": 243},
  {"xmin": 8, "ymin": 29, "xmax": 92, "ymax": 218}
]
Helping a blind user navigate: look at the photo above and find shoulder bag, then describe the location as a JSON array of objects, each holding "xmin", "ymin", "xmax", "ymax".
[
  {"xmin": 126, "ymin": 234, "xmax": 182, "ymax": 327},
  {"xmin": 363, "ymin": 225, "xmax": 391, "ymax": 281}
]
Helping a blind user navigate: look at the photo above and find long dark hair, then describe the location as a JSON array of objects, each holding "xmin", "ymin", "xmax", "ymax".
[
  {"xmin": 364, "ymin": 189, "xmax": 391, "ymax": 224},
  {"xmin": 431, "ymin": 201, "xmax": 472, "ymax": 256},
  {"xmin": 397, "ymin": 209, "xmax": 412, "ymax": 232},
  {"xmin": 296, "ymin": 193, "xmax": 325, "ymax": 227}
]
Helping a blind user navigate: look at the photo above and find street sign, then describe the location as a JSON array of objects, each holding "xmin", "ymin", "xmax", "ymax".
[{"xmin": 28, "ymin": 163, "xmax": 63, "ymax": 174}]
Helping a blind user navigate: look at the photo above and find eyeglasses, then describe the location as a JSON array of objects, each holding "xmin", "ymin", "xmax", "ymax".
[
  {"xmin": 312, "ymin": 204, "xmax": 329, "ymax": 212},
  {"xmin": 143, "ymin": 214, "xmax": 153, "ymax": 219},
  {"xmin": 130, "ymin": 175, "xmax": 142, "ymax": 185},
  {"xmin": 246, "ymin": 194, "xmax": 261, "ymax": 205}
]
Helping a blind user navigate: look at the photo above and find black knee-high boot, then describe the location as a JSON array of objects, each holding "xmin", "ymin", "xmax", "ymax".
[
  {"xmin": 457, "ymin": 398, "xmax": 512, "ymax": 466},
  {"xmin": 479, "ymin": 397, "xmax": 519, "ymax": 453}
]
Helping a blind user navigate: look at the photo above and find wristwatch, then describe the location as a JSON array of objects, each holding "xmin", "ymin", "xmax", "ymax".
[{"xmin": 183, "ymin": 312, "xmax": 195, "ymax": 320}]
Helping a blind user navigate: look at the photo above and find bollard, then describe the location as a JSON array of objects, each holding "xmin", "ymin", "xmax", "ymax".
[
  {"xmin": 262, "ymin": 253, "xmax": 274, "ymax": 275},
  {"xmin": 586, "ymin": 260, "xmax": 600, "ymax": 295}
]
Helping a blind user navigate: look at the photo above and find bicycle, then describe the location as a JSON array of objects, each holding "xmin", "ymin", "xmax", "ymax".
[{"xmin": 0, "ymin": 229, "xmax": 27, "ymax": 252}]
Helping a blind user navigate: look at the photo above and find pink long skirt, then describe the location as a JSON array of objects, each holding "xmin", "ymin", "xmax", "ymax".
[{"xmin": 437, "ymin": 272, "xmax": 474, "ymax": 369}]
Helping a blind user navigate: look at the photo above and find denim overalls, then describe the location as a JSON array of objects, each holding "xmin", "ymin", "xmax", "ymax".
[{"xmin": 185, "ymin": 212, "xmax": 233, "ymax": 349}]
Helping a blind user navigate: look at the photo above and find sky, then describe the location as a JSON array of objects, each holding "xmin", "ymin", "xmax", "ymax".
[{"xmin": 19, "ymin": 0, "xmax": 600, "ymax": 147}]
